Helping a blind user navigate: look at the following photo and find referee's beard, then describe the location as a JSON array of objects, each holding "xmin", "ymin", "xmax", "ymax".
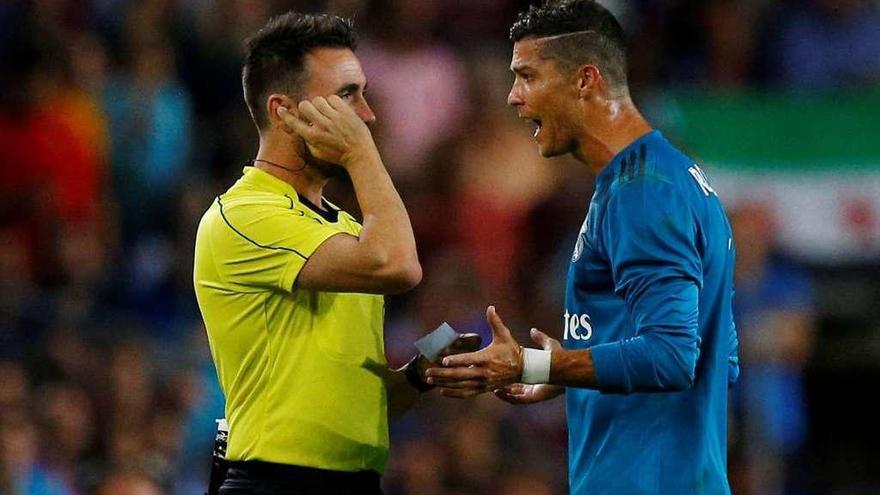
[{"xmin": 304, "ymin": 145, "xmax": 348, "ymax": 180}]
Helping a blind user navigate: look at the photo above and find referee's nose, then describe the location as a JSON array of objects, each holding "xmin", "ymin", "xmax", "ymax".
[{"xmin": 357, "ymin": 99, "xmax": 376, "ymax": 126}]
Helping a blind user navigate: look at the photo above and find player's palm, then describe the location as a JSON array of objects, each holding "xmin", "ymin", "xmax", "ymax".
[{"xmin": 495, "ymin": 383, "xmax": 564, "ymax": 405}]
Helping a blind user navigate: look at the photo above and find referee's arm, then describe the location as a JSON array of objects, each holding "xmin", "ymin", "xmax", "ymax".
[
  {"xmin": 284, "ymin": 98, "xmax": 422, "ymax": 295},
  {"xmin": 386, "ymin": 339, "xmax": 482, "ymax": 419},
  {"xmin": 386, "ymin": 363, "xmax": 424, "ymax": 420},
  {"xmin": 282, "ymin": 97, "xmax": 426, "ymax": 417}
]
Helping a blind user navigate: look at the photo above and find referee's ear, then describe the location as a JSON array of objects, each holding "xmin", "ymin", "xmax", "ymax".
[{"xmin": 267, "ymin": 93, "xmax": 299, "ymax": 131}]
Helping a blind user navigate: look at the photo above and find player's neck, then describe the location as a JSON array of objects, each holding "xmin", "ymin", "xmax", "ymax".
[
  {"xmin": 574, "ymin": 97, "xmax": 653, "ymax": 175},
  {"xmin": 255, "ymin": 136, "xmax": 328, "ymax": 207}
]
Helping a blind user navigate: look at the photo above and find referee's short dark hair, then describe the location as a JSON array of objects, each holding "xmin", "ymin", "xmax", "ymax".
[
  {"xmin": 242, "ymin": 12, "xmax": 356, "ymax": 130},
  {"xmin": 510, "ymin": 0, "xmax": 628, "ymax": 94}
]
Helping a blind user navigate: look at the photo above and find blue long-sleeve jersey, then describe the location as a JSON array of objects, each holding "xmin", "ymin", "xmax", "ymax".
[{"xmin": 563, "ymin": 130, "xmax": 739, "ymax": 494}]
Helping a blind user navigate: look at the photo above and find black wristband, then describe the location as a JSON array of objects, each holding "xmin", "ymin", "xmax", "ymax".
[{"xmin": 404, "ymin": 354, "xmax": 434, "ymax": 392}]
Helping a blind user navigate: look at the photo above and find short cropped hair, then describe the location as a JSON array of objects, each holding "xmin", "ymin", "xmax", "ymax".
[
  {"xmin": 242, "ymin": 12, "xmax": 355, "ymax": 130},
  {"xmin": 510, "ymin": 0, "xmax": 628, "ymax": 93}
]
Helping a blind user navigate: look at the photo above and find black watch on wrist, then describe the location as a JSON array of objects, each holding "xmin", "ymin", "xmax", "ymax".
[{"xmin": 404, "ymin": 354, "xmax": 435, "ymax": 392}]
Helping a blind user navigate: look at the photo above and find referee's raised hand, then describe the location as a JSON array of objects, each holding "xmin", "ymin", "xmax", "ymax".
[{"xmin": 277, "ymin": 95, "xmax": 379, "ymax": 168}]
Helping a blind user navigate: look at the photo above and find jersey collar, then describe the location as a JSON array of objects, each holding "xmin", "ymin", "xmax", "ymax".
[
  {"xmin": 241, "ymin": 166, "xmax": 341, "ymax": 222},
  {"xmin": 595, "ymin": 130, "xmax": 661, "ymax": 192},
  {"xmin": 241, "ymin": 166, "xmax": 299, "ymax": 198}
]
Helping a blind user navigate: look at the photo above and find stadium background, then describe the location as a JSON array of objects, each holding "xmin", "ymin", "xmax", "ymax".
[{"xmin": 1, "ymin": 0, "xmax": 879, "ymax": 493}]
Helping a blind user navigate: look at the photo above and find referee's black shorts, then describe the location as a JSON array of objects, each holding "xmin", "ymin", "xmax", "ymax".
[{"xmin": 218, "ymin": 460, "xmax": 383, "ymax": 495}]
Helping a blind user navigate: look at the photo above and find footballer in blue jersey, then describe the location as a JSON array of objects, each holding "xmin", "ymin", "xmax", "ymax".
[
  {"xmin": 426, "ymin": 1, "xmax": 739, "ymax": 494},
  {"xmin": 561, "ymin": 130, "xmax": 738, "ymax": 494}
]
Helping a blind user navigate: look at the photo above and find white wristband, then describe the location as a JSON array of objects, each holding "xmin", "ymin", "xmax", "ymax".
[{"xmin": 521, "ymin": 348, "xmax": 552, "ymax": 384}]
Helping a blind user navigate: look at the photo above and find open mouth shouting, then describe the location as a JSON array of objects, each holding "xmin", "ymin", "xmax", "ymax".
[{"xmin": 521, "ymin": 115, "xmax": 542, "ymax": 138}]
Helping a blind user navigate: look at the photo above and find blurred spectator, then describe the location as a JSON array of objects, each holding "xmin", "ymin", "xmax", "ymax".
[
  {"xmin": 0, "ymin": 411, "xmax": 73, "ymax": 495},
  {"xmin": 175, "ymin": 0, "xmax": 270, "ymax": 183},
  {"xmin": 384, "ymin": 248, "xmax": 489, "ymax": 367},
  {"xmin": 383, "ymin": 437, "xmax": 446, "ymax": 495},
  {"xmin": 435, "ymin": 0, "xmax": 528, "ymax": 48},
  {"xmin": 0, "ymin": 361, "xmax": 30, "ymax": 419},
  {"xmin": 729, "ymin": 203, "xmax": 818, "ymax": 495},
  {"xmin": 445, "ymin": 403, "xmax": 503, "ymax": 492},
  {"xmin": 450, "ymin": 71, "xmax": 559, "ymax": 316},
  {"xmin": 626, "ymin": 0, "xmax": 769, "ymax": 87},
  {"xmin": 358, "ymin": 0, "xmax": 468, "ymax": 185},
  {"xmin": 106, "ymin": 340, "xmax": 154, "ymax": 430},
  {"xmin": 0, "ymin": 229, "xmax": 45, "ymax": 361},
  {"xmin": 764, "ymin": 0, "xmax": 880, "ymax": 88},
  {"xmin": 94, "ymin": 470, "xmax": 162, "ymax": 495},
  {"xmin": 38, "ymin": 381, "xmax": 99, "ymax": 492},
  {"xmin": 51, "ymin": 222, "xmax": 115, "ymax": 334},
  {"xmin": 166, "ymin": 337, "xmax": 225, "ymax": 494},
  {"xmin": 499, "ymin": 472, "xmax": 555, "ymax": 495},
  {"xmin": 702, "ymin": 0, "xmax": 764, "ymax": 86},
  {"xmin": 103, "ymin": 17, "xmax": 192, "ymax": 245},
  {"xmin": 0, "ymin": 17, "xmax": 108, "ymax": 284}
]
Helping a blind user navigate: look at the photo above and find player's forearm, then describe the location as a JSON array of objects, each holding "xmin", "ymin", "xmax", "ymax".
[
  {"xmin": 549, "ymin": 348, "xmax": 599, "ymax": 388},
  {"xmin": 568, "ymin": 277, "xmax": 700, "ymax": 393},
  {"xmin": 589, "ymin": 332, "xmax": 698, "ymax": 393},
  {"xmin": 344, "ymin": 148, "xmax": 421, "ymax": 286},
  {"xmin": 549, "ymin": 332, "xmax": 699, "ymax": 393}
]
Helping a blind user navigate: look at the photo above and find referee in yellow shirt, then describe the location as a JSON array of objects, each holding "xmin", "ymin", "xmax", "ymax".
[{"xmin": 193, "ymin": 12, "xmax": 472, "ymax": 495}]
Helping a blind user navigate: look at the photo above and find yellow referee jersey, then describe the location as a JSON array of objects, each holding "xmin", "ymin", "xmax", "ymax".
[{"xmin": 193, "ymin": 167, "xmax": 389, "ymax": 473}]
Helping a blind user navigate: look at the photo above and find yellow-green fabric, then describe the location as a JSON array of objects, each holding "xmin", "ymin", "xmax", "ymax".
[{"xmin": 193, "ymin": 167, "xmax": 388, "ymax": 473}]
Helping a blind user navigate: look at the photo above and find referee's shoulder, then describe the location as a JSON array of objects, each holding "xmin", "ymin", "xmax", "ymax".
[
  {"xmin": 220, "ymin": 184, "xmax": 305, "ymax": 218},
  {"xmin": 206, "ymin": 188, "xmax": 305, "ymax": 240}
]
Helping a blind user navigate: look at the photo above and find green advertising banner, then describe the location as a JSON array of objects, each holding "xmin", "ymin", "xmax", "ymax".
[
  {"xmin": 652, "ymin": 89, "xmax": 880, "ymax": 262},
  {"xmin": 662, "ymin": 89, "xmax": 880, "ymax": 171}
]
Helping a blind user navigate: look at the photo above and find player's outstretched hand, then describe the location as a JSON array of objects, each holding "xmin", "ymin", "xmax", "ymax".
[
  {"xmin": 494, "ymin": 383, "xmax": 564, "ymax": 405},
  {"xmin": 425, "ymin": 306, "xmax": 523, "ymax": 398},
  {"xmin": 413, "ymin": 333, "xmax": 483, "ymax": 381},
  {"xmin": 277, "ymin": 96, "xmax": 378, "ymax": 168},
  {"xmin": 438, "ymin": 333, "xmax": 483, "ymax": 360},
  {"xmin": 528, "ymin": 326, "xmax": 563, "ymax": 353},
  {"xmin": 494, "ymin": 325, "xmax": 564, "ymax": 404}
]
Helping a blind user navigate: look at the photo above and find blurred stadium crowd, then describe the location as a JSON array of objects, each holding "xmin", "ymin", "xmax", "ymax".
[{"xmin": 1, "ymin": 0, "xmax": 879, "ymax": 494}]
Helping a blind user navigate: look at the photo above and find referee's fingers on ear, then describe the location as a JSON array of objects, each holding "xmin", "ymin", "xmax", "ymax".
[
  {"xmin": 297, "ymin": 100, "xmax": 332, "ymax": 129},
  {"xmin": 312, "ymin": 96, "xmax": 339, "ymax": 117},
  {"xmin": 280, "ymin": 107, "xmax": 315, "ymax": 138}
]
